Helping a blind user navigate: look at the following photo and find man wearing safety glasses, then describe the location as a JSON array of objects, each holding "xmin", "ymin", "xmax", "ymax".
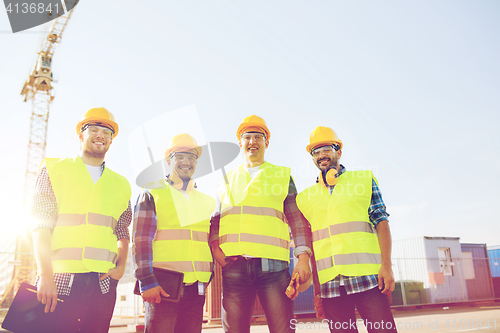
[
  {"xmin": 133, "ymin": 133, "xmax": 215, "ymax": 333},
  {"xmin": 209, "ymin": 115, "xmax": 312, "ymax": 333},
  {"xmin": 297, "ymin": 126, "xmax": 397, "ymax": 333},
  {"xmin": 31, "ymin": 108, "xmax": 132, "ymax": 333}
]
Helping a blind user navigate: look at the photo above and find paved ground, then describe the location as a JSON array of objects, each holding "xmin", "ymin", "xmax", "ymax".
[
  {"xmin": 2, "ymin": 302, "xmax": 498, "ymax": 332},
  {"xmin": 109, "ymin": 302, "xmax": 500, "ymax": 333}
]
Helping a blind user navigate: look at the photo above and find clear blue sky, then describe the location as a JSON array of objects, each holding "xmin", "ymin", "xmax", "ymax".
[{"xmin": 1, "ymin": 1, "xmax": 499, "ymax": 247}]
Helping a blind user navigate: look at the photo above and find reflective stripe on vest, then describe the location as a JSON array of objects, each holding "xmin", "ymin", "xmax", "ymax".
[
  {"xmin": 218, "ymin": 162, "xmax": 291, "ymax": 261},
  {"xmin": 155, "ymin": 229, "xmax": 209, "ymax": 242},
  {"xmin": 153, "ymin": 261, "xmax": 212, "ymax": 272},
  {"xmin": 46, "ymin": 157, "xmax": 131, "ymax": 274},
  {"xmin": 220, "ymin": 233, "xmax": 289, "ymax": 250},
  {"xmin": 297, "ymin": 170, "xmax": 382, "ymax": 283},
  {"xmin": 52, "ymin": 247, "xmax": 117, "ymax": 263},
  {"xmin": 316, "ymin": 253, "xmax": 382, "ymax": 271},
  {"xmin": 221, "ymin": 206, "xmax": 285, "ymax": 222},
  {"xmin": 150, "ymin": 184, "xmax": 215, "ymax": 283},
  {"xmin": 56, "ymin": 213, "xmax": 118, "ymax": 231},
  {"xmin": 312, "ymin": 221, "xmax": 376, "ymax": 241}
]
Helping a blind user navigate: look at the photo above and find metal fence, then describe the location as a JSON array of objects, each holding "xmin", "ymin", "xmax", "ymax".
[
  {"xmin": 288, "ymin": 256, "xmax": 498, "ymax": 314},
  {"xmin": 2, "ymin": 253, "xmax": 499, "ymax": 328},
  {"xmin": 391, "ymin": 257, "xmax": 496, "ymax": 306},
  {"xmin": 0, "ymin": 251, "xmax": 25, "ymax": 328}
]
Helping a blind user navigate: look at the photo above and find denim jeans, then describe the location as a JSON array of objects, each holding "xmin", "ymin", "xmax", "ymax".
[
  {"xmin": 221, "ymin": 257, "xmax": 294, "ymax": 333},
  {"xmin": 66, "ymin": 272, "xmax": 118, "ymax": 333},
  {"xmin": 144, "ymin": 283, "xmax": 206, "ymax": 333},
  {"xmin": 322, "ymin": 286, "xmax": 397, "ymax": 333}
]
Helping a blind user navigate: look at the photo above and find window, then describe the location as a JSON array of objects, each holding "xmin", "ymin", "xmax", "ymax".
[{"xmin": 438, "ymin": 247, "xmax": 454, "ymax": 276}]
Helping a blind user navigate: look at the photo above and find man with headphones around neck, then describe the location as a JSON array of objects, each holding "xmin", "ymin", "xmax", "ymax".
[
  {"xmin": 133, "ymin": 133, "xmax": 215, "ymax": 333},
  {"xmin": 296, "ymin": 126, "xmax": 397, "ymax": 333},
  {"xmin": 209, "ymin": 115, "xmax": 312, "ymax": 333}
]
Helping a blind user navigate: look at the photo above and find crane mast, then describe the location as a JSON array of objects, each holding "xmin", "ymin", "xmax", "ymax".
[
  {"xmin": 21, "ymin": 10, "xmax": 74, "ymax": 202},
  {"xmin": 0, "ymin": 8, "xmax": 74, "ymax": 308}
]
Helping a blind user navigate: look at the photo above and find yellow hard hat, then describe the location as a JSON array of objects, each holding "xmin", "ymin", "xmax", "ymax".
[
  {"xmin": 76, "ymin": 107, "xmax": 119, "ymax": 138},
  {"xmin": 236, "ymin": 115, "xmax": 271, "ymax": 141},
  {"xmin": 165, "ymin": 133, "xmax": 202, "ymax": 160},
  {"xmin": 306, "ymin": 126, "xmax": 343, "ymax": 153}
]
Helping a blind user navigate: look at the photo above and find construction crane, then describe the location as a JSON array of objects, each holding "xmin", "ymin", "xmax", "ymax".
[{"xmin": 0, "ymin": 7, "xmax": 75, "ymax": 308}]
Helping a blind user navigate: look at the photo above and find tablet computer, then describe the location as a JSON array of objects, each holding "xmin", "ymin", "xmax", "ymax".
[{"xmin": 134, "ymin": 267, "xmax": 184, "ymax": 303}]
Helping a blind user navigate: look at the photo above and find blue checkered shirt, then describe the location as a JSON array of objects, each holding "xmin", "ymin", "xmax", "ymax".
[{"xmin": 320, "ymin": 165, "xmax": 389, "ymax": 298}]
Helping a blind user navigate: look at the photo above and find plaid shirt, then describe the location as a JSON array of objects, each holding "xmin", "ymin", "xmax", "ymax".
[
  {"xmin": 132, "ymin": 190, "xmax": 158, "ymax": 292},
  {"xmin": 209, "ymin": 170, "xmax": 312, "ymax": 272},
  {"xmin": 320, "ymin": 165, "xmax": 389, "ymax": 298},
  {"xmin": 31, "ymin": 162, "xmax": 132, "ymax": 296},
  {"xmin": 133, "ymin": 186, "xmax": 215, "ymax": 292}
]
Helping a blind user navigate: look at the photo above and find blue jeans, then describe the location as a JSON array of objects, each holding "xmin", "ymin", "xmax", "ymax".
[
  {"xmin": 222, "ymin": 257, "xmax": 294, "ymax": 333},
  {"xmin": 322, "ymin": 286, "xmax": 397, "ymax": 333},
  {"xmin": 144, "ymin": 283, "xmax": 206, "ymax": 333},
  {"xmin": 67, "ymin": 272, "xmax": 118, "ymax": 333}
]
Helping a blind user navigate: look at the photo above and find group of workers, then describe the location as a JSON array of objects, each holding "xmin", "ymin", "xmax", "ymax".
[{"xmin": 30, "ymin": 108, "xmax": 397, "ymax": 333}]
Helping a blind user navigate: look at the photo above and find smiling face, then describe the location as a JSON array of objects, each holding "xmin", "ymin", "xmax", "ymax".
[
  {"xmin": 312, "ymin": 145, "xmax": 341, "ymax": 172},
  {"xmin": 239, "ymin": 130, "xmax": 269, "ymax": 166},
  {"xmin": 79, "ymin": 125, "xmax": 113, "ymax": 160},
  {"xmin": 167, "ymin": 151, "xmax": 198, "ymax": 181}
]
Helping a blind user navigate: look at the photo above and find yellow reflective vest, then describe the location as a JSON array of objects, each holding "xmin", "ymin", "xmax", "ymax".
[
  {"xmin": 46, "ymin": 157, "xmax": 131, "ymax": 274},
  {"xmin": 218, "ymin": 162, "xmax": 291, "ymax": 262},
  {"xmin": 150, "ymin": 182, "xmax": 215, "ymax": 284},
  {"xmin": 297, "ymin": 170, "xmax": 381, "ymax": 284}
]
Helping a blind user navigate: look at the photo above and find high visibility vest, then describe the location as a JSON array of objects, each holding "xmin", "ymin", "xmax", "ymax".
[
  {"xmin": 218, "ymin": 162, "xmax": 291, "ymax": 262},
  {"xmin": 297, "ymin": 170, "xmax": 381, "ymax": 284},
  {"xmin": 150, "ymin": 182, "xmax": 215, "ymax": 284},
  {"xmin": 46, "ymin": 157, "xmax": 131, "ymax": 273}
]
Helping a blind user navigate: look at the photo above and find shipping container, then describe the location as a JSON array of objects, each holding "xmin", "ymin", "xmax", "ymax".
[
  {"xmin": 487, "ymin": 245, "xmax": 500, "ymax": 298},
  {"xmin": 460, "ymin": 243, "xmax": 495, "ymax": 300},
  {"xmin": 487, "ymin": 245, "xmax": 500, "ymax": 278},
  {"xmin": 392, "ymin": 236, "xmax": 469, "ymax": 304},
  {"xmin": 391, "ymin": 281, "xmax": 426, "ymax": 306}
]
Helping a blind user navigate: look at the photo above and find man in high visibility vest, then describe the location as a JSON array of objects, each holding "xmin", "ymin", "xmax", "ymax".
[
  {"xmin": 31, "ymin": 108, "xmax": 132, "ymax": 333},
  {"xmin": 297, "ymin": 126, "xmax": 397, "ymax": 333},
  {"xmin": 133, "ymin": 133, "xmax": 215, "ymax": 333},
  {"xmin": 210, "ymin": 115, "xmax": 312, "ymax": 333}
]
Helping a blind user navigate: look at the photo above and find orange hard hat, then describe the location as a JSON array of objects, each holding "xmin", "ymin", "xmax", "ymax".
[
  {"xmin": 165, "ymin": 133, "xmax": 202, "ymax": 160},
  {"xmin": 306, "ymin": 126, "xmax": 343, "ymax": 153},
  {"xmin": 76, "ymin": 107, "xmax": 119, "ymax": 138},
  {"xmin": 236, "ymin": 115, "xmax": 271, "ymax": 140}
]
